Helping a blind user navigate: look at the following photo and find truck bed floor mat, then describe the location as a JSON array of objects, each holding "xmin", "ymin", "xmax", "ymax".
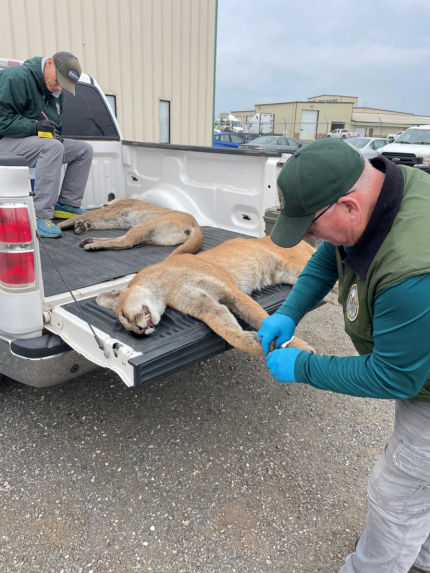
[{"xmin": 41, "ymin": 227, "xmax": 249, "ymax": 297}]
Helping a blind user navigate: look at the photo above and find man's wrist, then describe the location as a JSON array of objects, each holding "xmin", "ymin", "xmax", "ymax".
[
  {"xmin": 293, "ymin": 349, "xmax": 311, "ymax": 384},
  {"xmin": 276, "ymin": 306, "xmax": 301, "ymax": 326}
]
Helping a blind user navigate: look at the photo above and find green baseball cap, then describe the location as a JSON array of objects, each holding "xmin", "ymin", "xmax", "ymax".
[
  {"xmin": 271, "ymin": 138, "xmax": 365, "ymax": 248},
  {"xmin": 53, "ymin": 51, "xmax": 82, "ymax": 96}
]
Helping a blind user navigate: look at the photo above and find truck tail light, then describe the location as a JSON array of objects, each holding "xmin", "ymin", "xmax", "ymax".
[
  {"xmin": 0, "ymin": 203, "xmax": 36, "ymax": 288},
  {"xmin": 0, "ymin": 252, "xmax": 35, "ymax": 285},
  {"xmin": 0, "ymin": 207, "xmax": 32, "ymax": 243}
]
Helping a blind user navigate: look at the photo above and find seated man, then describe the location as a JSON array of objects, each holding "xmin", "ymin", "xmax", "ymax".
[{"xmin": 0, "ymin": 51, "xmax": 93, "ymax": 238}]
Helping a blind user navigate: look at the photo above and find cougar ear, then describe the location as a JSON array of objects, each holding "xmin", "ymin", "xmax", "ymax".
[{"xmin": 96, "ymin": 290, "xmax": 121, "ymax": 309}]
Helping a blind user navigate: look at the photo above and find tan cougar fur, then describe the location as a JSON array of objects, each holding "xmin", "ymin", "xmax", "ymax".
[
  {"xmin": 57, "ymin": 199, "xmax": 203, "ymax": 257},
  {"xmin": 96, "ymin": 235, "xmax": 333, "ymax": 357}
]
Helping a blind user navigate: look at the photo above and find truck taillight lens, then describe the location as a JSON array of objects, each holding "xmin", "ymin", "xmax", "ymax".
[
  {"xmin": 0, "ymin": 203, "xmax": 36, "ymax": 288},
  {"xmin": 0, "ymin": 252, "xmax": 35, "ymax": 285},
  {"xmin": 0, "ymin": 207, "xmax": 32, "ymax": 242}
]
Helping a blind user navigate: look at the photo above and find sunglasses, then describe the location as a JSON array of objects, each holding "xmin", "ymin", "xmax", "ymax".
[{"xmin": 310, "ymin": 190, "xmax": 355, "ymax": 226}]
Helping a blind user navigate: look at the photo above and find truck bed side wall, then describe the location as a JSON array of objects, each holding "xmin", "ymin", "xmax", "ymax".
[{"xmin": 121, "ymin": 142, "xmax": 281, "ymax": 237}]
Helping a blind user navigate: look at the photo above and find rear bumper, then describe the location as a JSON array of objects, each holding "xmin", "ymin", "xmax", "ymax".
[{"xmin": 0, "ymin": 333, "xmax": 97, "ymax": 388}]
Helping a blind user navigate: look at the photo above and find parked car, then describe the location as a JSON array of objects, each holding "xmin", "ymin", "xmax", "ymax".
[
  {"xmin": 238, "ymin": 136, "xmax": 302, "ymax": 153},
  {"xmin": 377, "ymin": 125, "xmax": 430, "ymax": 174},
  {"xmin": 213, "ymin": 132, "xmax": 248, "ymax": 149},
  {"xmin": 326, "ymin": 128, "xmax": 358, "ymax": 139},
  {"xmin": 387, "ymin": 130, "xmax": 404, "ymax": 142},
  {"xmin": 347, "ymin": 137, "xmax": 390, "ymax": 159}
]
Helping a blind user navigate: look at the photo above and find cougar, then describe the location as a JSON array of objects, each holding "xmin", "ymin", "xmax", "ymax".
[
  {"xmin": 96, "ymin": 235, "xmax": 335, "ymax": 357},
  {"xmin": 57, "ymin": 199, "xmax": 203, "ymax": 257}
]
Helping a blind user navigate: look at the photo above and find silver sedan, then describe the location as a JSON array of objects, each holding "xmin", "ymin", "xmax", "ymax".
[
  {"xmin": 347, "ymin": 137, "xmax": 390, "ymax": 159},
  {"xmin": 238, "ymin": 136, "xmax": 302, "ymax": 153}
]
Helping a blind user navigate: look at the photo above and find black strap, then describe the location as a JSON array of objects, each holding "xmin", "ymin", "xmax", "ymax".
[{"xmin": 37, "ymin": 232, "xmax": 105, "ymax": 352}]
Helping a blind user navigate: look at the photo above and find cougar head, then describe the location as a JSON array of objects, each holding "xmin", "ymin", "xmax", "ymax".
[{"xmin": 96, "ymin": 286, "xmax": 164, "ymax": 335}]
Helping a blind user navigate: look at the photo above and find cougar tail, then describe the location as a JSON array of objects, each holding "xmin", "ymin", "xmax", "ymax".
[{"xmin": 168, "ymin": 223, "xmax": 204, "ymax": 257}]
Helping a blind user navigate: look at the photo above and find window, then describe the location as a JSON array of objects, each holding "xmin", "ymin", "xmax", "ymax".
[
  {"xmin": 396, "ymin": 128, "xmax": 430, "ymax": 144},
  {"xmin": 160, "ymin": 101, "xmax": 170, "ymax": 144},
  {"xmin": 276, "ymin": 138, "xmax": 288, "ymax": 145},
  {"xmin": 287, "ymin": 138, "xmax": 300, "ymax": 147},
  {"xmin": 231, "ymin": 135, "xmax": 244, "ymax": 143},
  {"xmin": 105, "ymin": 94, "xmax": 117, "ymax": 117},
  {"xmin": 373, "ymin": 140, "xmax": 386, "ymax": 150},
  {"xmin": 62, "ymin": 83, "xmax": 119, "ymax": 139},
  {"xmin": 220, "ymin": 134, "xmax": 230, "ymax": 142},
  {"xmin": 252, "ymin": 136, "xmax": 275, "ymax": 144}
]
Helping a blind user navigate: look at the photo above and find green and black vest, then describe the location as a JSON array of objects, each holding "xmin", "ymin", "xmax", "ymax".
[{"xmin": 336, "ymin": 157, "xmax": 430, "ymax": 402}]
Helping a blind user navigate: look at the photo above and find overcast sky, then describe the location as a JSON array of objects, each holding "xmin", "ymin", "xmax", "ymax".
[{"xmin": 215, "ymin": 0, "xmax": 430, "ymax": 118}]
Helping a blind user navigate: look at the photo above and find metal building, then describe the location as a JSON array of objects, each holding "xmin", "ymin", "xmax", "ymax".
[
  {"xmin": 231, "ymin": 94, "xmax": 430, "ymax": 140},
  {"xmin": 0, "ymin": 0, "xmax": 217, "ymax": 145}
]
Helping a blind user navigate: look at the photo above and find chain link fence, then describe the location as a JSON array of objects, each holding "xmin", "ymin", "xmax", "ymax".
[{"xmin": 216, "ymin": 121, "xmax": 430, "ymax": 142}]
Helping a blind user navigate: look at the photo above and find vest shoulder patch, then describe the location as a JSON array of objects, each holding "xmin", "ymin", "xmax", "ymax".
[{"xmin": 347, "ymin": 284, "xmax": 359, "ymax": 321}]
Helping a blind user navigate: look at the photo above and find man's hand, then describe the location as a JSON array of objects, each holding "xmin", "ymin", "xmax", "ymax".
[
  {"xmin": 35, "ymin": 119, "xmax": 59, "ymax": 134},
  {"xmin": 257, "ymin": 314, "xmax": 296, "ymax": 355},
  {"xmin": 266, "ymin": 347, "xmax": 302, "ymax": 383}
]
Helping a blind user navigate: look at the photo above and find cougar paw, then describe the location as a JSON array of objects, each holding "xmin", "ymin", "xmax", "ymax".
[
  {"xmin": 74, "ymin": 220, "xmax": 91, "ymax": 234},
  {"xmin": 79, "ymin": 238, "xmax": 94, "ymax": 248},
  {"xmin": 247, "ymin": 332, "xmax": 267, "ymax": 358},
  {"xmin": 288, "ymin": 337, "xmax": 315, "ymax": 354},
  {"xmin": 83, "ymin": 242, "xmax": 104, "ymax": 251}
]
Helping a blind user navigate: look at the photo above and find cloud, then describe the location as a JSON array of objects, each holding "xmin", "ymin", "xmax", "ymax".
[{"xmin": 215, "ymin": 0, "xmax": 430, "ymax": 116}]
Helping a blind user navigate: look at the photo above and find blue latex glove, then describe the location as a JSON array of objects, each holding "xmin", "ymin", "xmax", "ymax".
[
  {"xmin": 257, "ymin": 314, "xmax": 296, "ymax": 355},
  {"xmin": 266, "ymin": 347, "xmax": 302, "ymax": 382}
]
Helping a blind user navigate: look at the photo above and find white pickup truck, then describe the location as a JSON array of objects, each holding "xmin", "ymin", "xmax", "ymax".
[
  {"xmin": 326, "ymin": 128, "xmax": 358, "ymax": 139},
  {"xmin": 0, "ymin": 63, "xmax": 295, "ymax": 390}
]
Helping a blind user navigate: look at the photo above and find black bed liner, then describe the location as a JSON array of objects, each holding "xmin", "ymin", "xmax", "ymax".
[
  {"xmin": 41, "ymin": 226, "xmax": 293, "ymax": 387},
  {"xmin": 41, "ymin": 226, "xmax": 249, "ymax": 297}
]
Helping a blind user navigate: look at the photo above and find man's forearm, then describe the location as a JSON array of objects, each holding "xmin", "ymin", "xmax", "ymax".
[{"xmin": 0, "ymin": 115, "xmax": 37, "ymax": 138}]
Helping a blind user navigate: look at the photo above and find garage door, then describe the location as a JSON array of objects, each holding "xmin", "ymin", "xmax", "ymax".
[
  {"xmin": 300, "ymin": 110, "xmax": 319, "ymax": 140},
  {"xmin": 356, "ymin": 127, "xmax": 366, "ymax": 137}
]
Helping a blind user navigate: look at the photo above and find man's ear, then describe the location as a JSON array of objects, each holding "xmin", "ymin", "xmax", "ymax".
[
  {"xmin": 340, "ymin": 197, "xmax": 360, "ymax": 221},
  {"xmin": 96, "ymin": 290, "xmax": 121, "ymax": 309}
]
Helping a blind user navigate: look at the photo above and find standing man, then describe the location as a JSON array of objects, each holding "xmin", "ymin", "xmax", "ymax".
[
  {"xmin": 0, "ymin": 52, "xmax": 93, "ymax": 237},
  {"xmin": 258, "ymin": 138, "xmax": 430, "ymax": 573}
]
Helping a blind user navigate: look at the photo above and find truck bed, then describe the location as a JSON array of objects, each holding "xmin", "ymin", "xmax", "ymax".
[{"xmin": 40, "ymin": 226, "xmax": 293, "ymax": 387}]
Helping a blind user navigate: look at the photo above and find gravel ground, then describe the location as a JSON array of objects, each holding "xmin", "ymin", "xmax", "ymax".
[{"xmin": 0, "ymin": 302, "xmax": 394, "ymax": 573}]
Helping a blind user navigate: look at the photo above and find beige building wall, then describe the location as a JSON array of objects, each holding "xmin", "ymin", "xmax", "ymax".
[
  {"xmin": 254, "ymin": 101, "xmax": 354, "ymax": 138},
  {"xmin": 0, "ymin": 0, "xmax": 217, "ymax": 145},
  {"xmin": 230, "ymin": 109, "xmax": 256, "ymax": 125}
]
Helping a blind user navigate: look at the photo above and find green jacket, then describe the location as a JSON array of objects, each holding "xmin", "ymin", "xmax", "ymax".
[
  {"xmin": 0, "ymin": 57, "xmax": 64, "ymax": 139},
  {"xmin": 336, "ymin": 163, "xmax": 430, "ymax": 402}
]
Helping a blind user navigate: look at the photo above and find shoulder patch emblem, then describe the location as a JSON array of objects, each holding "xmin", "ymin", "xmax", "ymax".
[
  {"xmin": 56, "ymin": 102, "xmax": 61, "ymax": 114},
  {"xmin": 277, "ymin": 185, "xmax": 285, "ymax": 210},
  {"xmin": 347, "ymin": 284, "xmax": 359, "ymax": 321}
]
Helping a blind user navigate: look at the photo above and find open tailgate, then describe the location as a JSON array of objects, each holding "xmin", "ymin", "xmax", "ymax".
[{"xmin": 41, "ymin": 227, "xmax": 292, "ymax": 387}]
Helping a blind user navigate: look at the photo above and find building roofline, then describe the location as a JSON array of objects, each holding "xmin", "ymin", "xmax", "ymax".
[
  {"xmin": 354, "ymin": 106, "xmax": 414, "ymax": 115},
  {"xmin": 254, "ymin": 100, "xmax": 354, "ymax": 106},
  {"xmin": 308, "ymin": 94, "xmax": 358, "ymax": 99}
]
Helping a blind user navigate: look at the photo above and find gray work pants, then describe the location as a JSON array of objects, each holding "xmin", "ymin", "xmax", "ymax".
[
  {"xmin": 0, "ymin": 136, "xmax": 93, "ymax": 218},
  {"xmin": 340, "ymin": 399, "xmax": 430, "ymax": 573}
]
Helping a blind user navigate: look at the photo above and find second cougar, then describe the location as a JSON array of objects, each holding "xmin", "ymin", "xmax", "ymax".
[{"xmin": 57, "ymin": 198, "xmax": 204, "ymax": 257}]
